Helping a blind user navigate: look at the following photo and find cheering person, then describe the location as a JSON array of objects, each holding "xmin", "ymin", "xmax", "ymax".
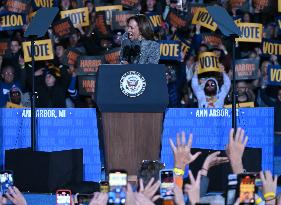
[{"xmin": 120, "ymin": 14, "xmax": 160, "ymax": 64}]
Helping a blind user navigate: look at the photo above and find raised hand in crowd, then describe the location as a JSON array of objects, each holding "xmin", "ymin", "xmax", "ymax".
[
  {"xmin": 195, "ymin": 24, "xmax": 201, "ymax": 34},
  {"xmin": 260, "ymin": 170, "xmax": 277, "ymax": 205},
  {"xmin": 134, "ymin": 193, "xmax": 156, "ymax": 205},
  {"xmin": 4, "ymin": 186, "xmax": 27, "ymax": 205},
  {"xmin": 226, "ymin": 128, "xmax": 248, "ymax": 174},
  {"xmin": 125, "ymin": 184, "xmax": 137, "ymax": 205},
  {"xmin": 173, "ymin": 184, "xmax": 185, "ymax": 205},
  {"xmin": 184, "ymin": 170, "xmax": 201, "ymax": 205},
  {"xmin": 89, "ymin": 192, "xmax": 108, "ymax": 205},
  {"xmin": 169, "ymin": 131, "xmax": 201, "ymax": 170},
  {"xmin": 0, "ymin": 195, "xmax": 7, "ymax": 205},
  {"xmin": 200, "ymin": 151, "xmax": 229, "ymax": 176},
  {"xmin": 138, "ymin": 177, "xmax": 160, "ymax": 202},
  {"xmin": 34, "ymin": 68, "xmax": 45, "ymax": 77}
]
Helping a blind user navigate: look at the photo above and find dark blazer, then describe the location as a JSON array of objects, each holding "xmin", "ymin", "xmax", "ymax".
[{"xmin": 120, "ymin": 32, "xmax": 160, "ymax": 64}]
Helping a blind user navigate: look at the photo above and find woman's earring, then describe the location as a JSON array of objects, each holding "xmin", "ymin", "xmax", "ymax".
[{"xmin": 138, "ymin": 35, "xmax": 143, "ymax": 41}]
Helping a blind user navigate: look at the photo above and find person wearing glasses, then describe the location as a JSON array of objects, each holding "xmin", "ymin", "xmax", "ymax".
[
  {"xmin": 120, "ymin": 14, "xmax": 160, "ymax": 65},
  {"xmin": 0, "ymin": 64, "xmax": 22, "ymax": 108},
  {"xmin": 191, "ymin": 64, "xmax": 230, "ymax": 108}
]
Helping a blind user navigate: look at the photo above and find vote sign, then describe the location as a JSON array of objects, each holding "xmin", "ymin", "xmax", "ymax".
[
  {"xmin": 192, "ymin": 8, "xmax": 217, "ymax": 31},
  {"xmin": 0, "ymin": 12, "xmax": 26, "ymax": 31},
  {"xmin": 22, "ymin": 39, "xmax": 54, "ymax": 62},
  {"xmin": 60, "ymin": 7, "xmax": 89, "ymax": 28},
  {"xmin": 159, "ymin": 40, "xmax": 181, "ymax": 61},
  {"xmin": 198, "ymin": 52, "xmax": 221, "ymax": 74},
  {"xmin": 268, "ymin": 65, "xmax": 281, "ymax": 85},
  {"xmin": 235, "ymin": 23, "xmax": 263, "ymax": 43}
]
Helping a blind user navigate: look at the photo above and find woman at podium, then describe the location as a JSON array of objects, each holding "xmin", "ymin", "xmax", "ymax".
[{"xmin": 120, "ymin": 14, "xmax": 160, "ymax": 64}]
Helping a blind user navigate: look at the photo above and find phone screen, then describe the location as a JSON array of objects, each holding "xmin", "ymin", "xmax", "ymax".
[
  {"xmin": 108, "ymin": 171, "xmax": 127, "ymax": 204},
  {"xmin": 239, "ymin": 175, "xmax": 255, "ymax": 204},
  {"xmin": 0, "ymin": 171, "xmax": 13, "ymax": 195},
  {"xmin": 226, "ymin": 174, "xmax": 238, "ymax": 205},
  {"xmin": 77, "ymin": 194, "xmax": 93, "ymax": 205},
  {"xmin": 160, "ymin": 169, "xmax": 174, "ymax": 199},
  {"xmin": 100, "ymin": 181, "xmax": 109, "ymax": 193},
  {"xmin": 56, "ymin": 190, "xmax": 71, "ymax": 205}
]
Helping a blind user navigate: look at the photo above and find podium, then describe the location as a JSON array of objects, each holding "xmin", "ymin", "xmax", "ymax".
[{"xmin": 96, "ymin": 64, "xmax": 169, "ymax": 175}]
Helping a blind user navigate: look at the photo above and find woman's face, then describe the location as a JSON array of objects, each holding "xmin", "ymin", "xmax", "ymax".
[
  {"xmin": 61, "ymin": 0, "xmax": 70, "ymax": 10},
  {"xmin": 146, "ymin": 0, "xmax": 156, "ymax": 11},
  {"xmin": 127, "ymin": 19, "xmax": 141, "ymax": 41},
  {"xmin": 261, "ymin": 61, "xmax": 270, "ymax": 77},
  {"xmin": 55, "ymin": 46, "xmax": 65, "ymax": 58},
  {"xmin": 45, "ymin": 74, "xmax": 56, "ymax": 87}
]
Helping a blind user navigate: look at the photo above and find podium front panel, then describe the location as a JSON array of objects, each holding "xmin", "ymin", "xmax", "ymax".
[{"xmin": 96, "ymin": 64, "xmax": 168, "ymax": 112}]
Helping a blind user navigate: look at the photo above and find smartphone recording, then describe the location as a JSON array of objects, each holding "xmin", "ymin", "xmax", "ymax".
[
  {"xmin": 160, "ymin": 169, "xmax": 174, "ymax": 200},
  {"xmin": 238, "ymin": 174, "xmax": 255, "ymax": 205},
  {"xmin": 56, "ymin": 189, "xmax": 72, "ymax": 205},
  {"xmin": 0, "ymin": 170, "xmax": 13, "ymax": 195},
  {"xmin": 108, "ymin": 170, "xmax": 127, "ymax": 204}
]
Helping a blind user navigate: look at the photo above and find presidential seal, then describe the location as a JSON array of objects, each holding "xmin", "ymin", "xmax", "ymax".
[{"xmin": 120, "ymin": 71, "xmax": 146, "ymax": 97}]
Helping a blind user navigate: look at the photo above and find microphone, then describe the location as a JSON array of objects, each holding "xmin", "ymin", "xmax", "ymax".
[
  {"xmin": 132, "ymin": 45, "xmax": 140, "ymax": 57},
  {"xmin": 123, "ymin": 45, "xmax": 131, "ymax": 62},
  {"xmin": 122, "ymin": 38, "xmax": 132, "ymax": 62}
]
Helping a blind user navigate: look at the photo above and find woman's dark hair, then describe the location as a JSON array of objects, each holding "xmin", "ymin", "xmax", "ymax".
[{"xmin": 127, "ymin": 14, "xmax": 154, "ymax": 40}]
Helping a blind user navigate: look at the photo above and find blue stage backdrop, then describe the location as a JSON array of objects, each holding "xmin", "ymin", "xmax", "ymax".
[
  {"xmin": 0, "ymin": 108, "xmax": 274, "ymax": 182},
  {"xmin": 0, "ymin": 108, "xmax": 101, "ymax": 181},
  {"xmin": 161, "ymin": 108, "xmax": 274, "ymax": 172}
]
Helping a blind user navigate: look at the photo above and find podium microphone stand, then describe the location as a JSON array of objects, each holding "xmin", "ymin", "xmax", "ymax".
[
  {"xmin": 206, "ymin": 6, "xmax": 242, "ymax": 133},
  {"xmin": 23, "ymin": 7, "xmax": 59, "ymax": 151}
]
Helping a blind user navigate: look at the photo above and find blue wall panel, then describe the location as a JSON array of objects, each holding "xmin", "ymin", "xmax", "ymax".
[{"xmin": 0, "ymin": 108, "xmax": 274, "ymax": 182}]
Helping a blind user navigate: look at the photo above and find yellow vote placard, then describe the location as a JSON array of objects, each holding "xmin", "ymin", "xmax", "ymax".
[
  {"xmin": 22, "ymin": 39, "xmax": 54, "ymax": 62},
  {"xmin": 224, "ymin": 102, "xmax": 254, "ymax": 108},
  {"xmin": 6, "ymin": 102, "xmax": 25, "ymax": 108},
  {"xmin": 95, "ymin": 5, "xmax": 123, "ymax": 12},
  {"xmin": 149, "ymin": 14, "xmax": 163, "ymax": 28},
  {"xmin": 235, "ymin": 22, "xmax": 263, "ymax": 43},
  {"xmin": 191, "ymin": 8, "xmax": 217, "ymax": 31},
  {"xmin": 33, "ymin": 0, "xmax": 55, "ymax": 8},
  {"xmin": 279, "ymin": 0, "xmax": 281, "ymax": 12},
  {"xmin": 198, "ymin": 52, "xmax": 221, "ymax": 74},
  {"xmin": 60, "ymin": 7, "xmax": 89, "ymax": 27}
]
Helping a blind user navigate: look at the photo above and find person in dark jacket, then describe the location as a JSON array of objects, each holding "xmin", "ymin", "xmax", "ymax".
[{"xmin": 34, "ymin": 64, "xmax": 70, "ymax": 108}]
